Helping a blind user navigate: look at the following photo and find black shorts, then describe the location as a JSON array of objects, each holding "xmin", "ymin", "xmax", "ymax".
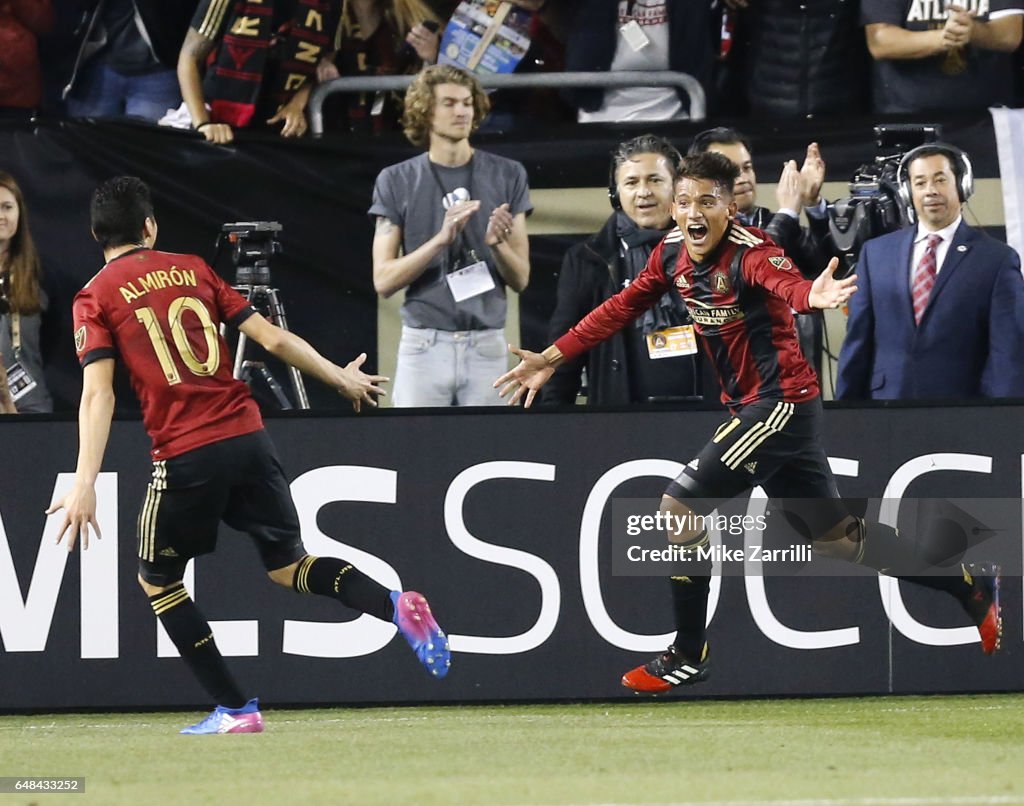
[
  {"xmin": 666, "ymin": 397, "xmax": 842, "ymax": 517},
  {"xmin": 137, "ymin": 430, "xmax": 305, "ymax": 586}
]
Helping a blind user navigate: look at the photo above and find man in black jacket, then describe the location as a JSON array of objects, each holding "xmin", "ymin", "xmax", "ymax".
[
  {"xmin": 542, "ymin": 134, "xmax": 702, "ymax": 406},
  {"xmin": 688, "ymin": 127, "xmax": 829, "ymax": 374}
]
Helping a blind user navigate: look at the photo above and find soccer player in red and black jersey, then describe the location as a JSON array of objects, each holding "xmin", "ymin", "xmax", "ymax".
[
  {"xmin": 496, "ymin": 152, "xmax": 1002, "ymax": 693},
  {"xmin": 47, "ymin": 177, "xmax": 451, "ymax": 734}
]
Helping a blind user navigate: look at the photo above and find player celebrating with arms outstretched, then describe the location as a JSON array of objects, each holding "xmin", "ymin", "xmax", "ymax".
[{"xmin": 496, "ymin": 152, "xmax": 1001, "ymax": 694}]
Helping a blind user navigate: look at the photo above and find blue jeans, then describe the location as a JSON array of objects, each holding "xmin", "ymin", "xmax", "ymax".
[
  {"xmin": 66, "ymin": 63, "xmax": 180, "ymax": 121},
  {"xmin": 393, "ymin": 327, "xmax": 509, "ymax": 407}
]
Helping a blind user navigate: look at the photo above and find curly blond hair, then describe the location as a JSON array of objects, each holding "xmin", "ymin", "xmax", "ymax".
[{"xmin": 401, "ymin": 65, "xmax": 491, "ymax": 148}]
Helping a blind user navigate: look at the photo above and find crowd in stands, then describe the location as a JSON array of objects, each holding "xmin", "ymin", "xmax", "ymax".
[
  {"xmin": 4, "ymin": 1, "xmax": 1024, "ymax": 128},
  {"xmin": 3, "ymin": 1, "xmax": 1024, "ymax": 413}
]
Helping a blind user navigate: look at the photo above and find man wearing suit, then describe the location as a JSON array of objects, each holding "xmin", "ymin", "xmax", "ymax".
[{"xmin": 837, "ymin": 143, "xmax": 1024, "ymax": 400}]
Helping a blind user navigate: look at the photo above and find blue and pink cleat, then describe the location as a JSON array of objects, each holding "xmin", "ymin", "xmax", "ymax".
[
  {"xmin": 180, "ymin": 698, "xmax": 265, "ymax": 735},
  {"xmin": 391, "ymin": 591, "xmax": 451, "ymax": 678}
]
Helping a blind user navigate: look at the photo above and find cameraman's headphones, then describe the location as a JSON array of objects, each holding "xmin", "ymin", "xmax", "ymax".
[
  {"xmin": 608, "ymin": 135, "xmax": 683, "ymax": 211},
  {"xmin": 896, "ymin": 143, "xmax": 975, "ymax": 221}
]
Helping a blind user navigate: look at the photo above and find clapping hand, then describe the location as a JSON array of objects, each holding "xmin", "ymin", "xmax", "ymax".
[
  {"xmin": 439, "ymin": 199, "xmax": 481, "ymax": 245},
  {"xmin": 799, "ymin": 142, "xmax": 826, "ymax": 208}
]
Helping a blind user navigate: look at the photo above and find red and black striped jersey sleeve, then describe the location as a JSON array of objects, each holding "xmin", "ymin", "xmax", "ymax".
[
  {"xmin": 554, "ymin": 235, "xmax": 676, "ymax": 362},
  {"xmin": 740, "ymin": 245, "xmax": 814, "ymax": 313}
]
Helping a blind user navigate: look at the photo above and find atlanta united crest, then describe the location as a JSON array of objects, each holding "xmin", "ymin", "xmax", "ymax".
[{"xmin": 712, "ymin": 271, "xmax": 731, "ymax": 293}]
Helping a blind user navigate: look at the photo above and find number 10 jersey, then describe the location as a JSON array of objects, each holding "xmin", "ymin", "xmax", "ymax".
[{"xmin": 73, "ymin": 248, "xmax": 263, "ymax": 460}]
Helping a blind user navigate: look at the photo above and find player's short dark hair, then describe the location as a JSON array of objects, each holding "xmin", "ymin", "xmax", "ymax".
[
  {"xmin": 611, "ymin": 134, "xmax": 683, "ymax": 181},
  {"xmin": 677, "ymin": 153, "xmax": 740, "ymax": 197},
  {"xmin": 687, "ymin": 126, "xmax": 752, "ymax": 158},
  {"xmin": 90, "ymin": 176, "xmax": 155, "ymax": 250}
]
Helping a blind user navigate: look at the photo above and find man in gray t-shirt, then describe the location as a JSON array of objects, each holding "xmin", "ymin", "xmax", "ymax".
[{"xmin": 369, "ymin": 65, "xmax": 532, "ymax": 407}]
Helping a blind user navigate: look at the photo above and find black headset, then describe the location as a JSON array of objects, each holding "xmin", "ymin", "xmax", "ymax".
[
  {"xmin": 896, "ymin": 143, "xmax": 975, "ymax": 222},
  {"xmin": 608, "ymin": 135, "xmax": 683, "ymax": 211}
]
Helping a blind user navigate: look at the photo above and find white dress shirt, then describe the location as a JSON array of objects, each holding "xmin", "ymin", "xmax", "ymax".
[{"xmin": 910, "ymin": 215, "xmax": 962, "ymax": 283}]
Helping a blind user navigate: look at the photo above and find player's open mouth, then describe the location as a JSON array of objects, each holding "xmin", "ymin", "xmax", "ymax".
[{"xmin": 687, "ymin": 224, "xmax": 708, "ymax": 241}]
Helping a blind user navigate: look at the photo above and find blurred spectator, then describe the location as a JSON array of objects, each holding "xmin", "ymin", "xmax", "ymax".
[
  {"xmin": 178, "ymin": 0, "xmax": 337, "ymax": 144},
  {"xmin": 863, "ymin": 0, "xmax": 1024, "ymax": 113},
  {"xmin": 564, "ymin": 0, "xmax": 715, "ymax": 123},
  {"xmin": 489, "ymin": 0, "xmax": 575, "ymax": 130},
  {"xmin": 689, "ymin": 127, "xmax": 829, "ymax": 374},
  {"xmin": 317, "ymin": 0, "xmax": 441, "ymax": 134},
  {"xmin": 729, "ymin": 0, "xmax": 866, "ymax": 118},
  {"xmin": 837, "ymin": 144, "xmax": 1024, "ymax": 400},
  {"xmin": 543, "ymin": 134, "xmax": 703, "ymax": 406},
  {"xmin": 370, "ymin": 65, "xmax": 531, "ymax": 407},
  {"xmin": 0, "ymin": 170, "xmax": 53, "ymax": 413},
  {"xmin": 0, "ymin": 0, "xmax": 54, "ymax": 117},
  {"xmin": 430, "ymin": 0, "xmax": 574, "ymax": 130},
  {"xmin": 64, "ymin": 1, "xmax": 193, "ymax": 121}
]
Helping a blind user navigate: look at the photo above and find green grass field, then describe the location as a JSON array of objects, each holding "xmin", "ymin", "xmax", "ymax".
[{"xmin": 2, "ymin": 695, "xmax": 1023, "ymax": 805}]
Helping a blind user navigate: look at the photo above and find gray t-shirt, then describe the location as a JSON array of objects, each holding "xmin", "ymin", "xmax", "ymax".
[{"xmin": 369, "ymin": 150, "xmax": 532, "ymax": 331}]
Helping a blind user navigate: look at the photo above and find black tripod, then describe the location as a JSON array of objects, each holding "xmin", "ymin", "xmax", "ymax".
[
  {"xmin": 231, "ymin": 281, "xmax": 309, "ymax": 410},
  {"xmin": 217, "ymin": 222, "xmax": 309, "ymax": 410}
]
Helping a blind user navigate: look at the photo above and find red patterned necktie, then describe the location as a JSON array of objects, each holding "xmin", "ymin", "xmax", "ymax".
[{"xmin": 912, "ymin": 233, "xmax": 942, "ymax": 325}]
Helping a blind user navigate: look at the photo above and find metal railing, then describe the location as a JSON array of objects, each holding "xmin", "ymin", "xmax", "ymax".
[{"xmin": 308, "ymin": 70, "xmax": 706, "ymax": 135}]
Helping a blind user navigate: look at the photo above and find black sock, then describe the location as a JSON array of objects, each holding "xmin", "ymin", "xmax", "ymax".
[
  {"xmin": 668, "ymin": 531, "xmax": 713, "ymax": 660},
  {"xmin": 670, "ymin": 572, "xmax": 712, "ymax": 660},
  {"xmin": 292, "ymin": 556, "xmax": 394, "ymax": 621},
  {"xmin": 856, "ymin": 519, "xmax": 924, "ymax": 575},
  {"xmin": 858, "ymin": 519, "xmax": 971, "ymax": 596},
  {"xmin": 149, "ymin": 583, "xmax": 246, "ymax": 709}
]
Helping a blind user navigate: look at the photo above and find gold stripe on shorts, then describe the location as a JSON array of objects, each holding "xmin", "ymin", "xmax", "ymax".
[{"xmin": 721, "ymin": 402, "xmax": 794, "ymax": 470}]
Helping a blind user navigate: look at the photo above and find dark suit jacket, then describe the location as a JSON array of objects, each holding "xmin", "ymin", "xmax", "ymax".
[{"xmin": 836, "ymin": 221, "xmax": 1024, "ymax": 400}]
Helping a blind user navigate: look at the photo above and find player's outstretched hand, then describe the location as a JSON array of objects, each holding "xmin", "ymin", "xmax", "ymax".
[
  {"xmin": 45, "ymin": 482, "xmax": 101, "ymax": 552},
  {"xmin": 337, "ymin": 353, "xmax": 389, "ymax": 413},
  {"xmin": 808, "ymin": 257, "xmax": 857, "ymax": 310},
  {"xmin": 494, "ymin": 345, "xmax": 554, "ymax": 408}
]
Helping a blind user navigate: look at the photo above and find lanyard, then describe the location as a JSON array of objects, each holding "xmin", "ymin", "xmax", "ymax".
[
  {"xmin": 10, "ymin": 312, "xmax": 20, "ymax": 354},
  {"xmin": 427, "ymin": 154, "xmax": 478, "ymax": 271},
  {"xmin": 427, "ymin": 152, "xmax": 475, "ymax": 201}
]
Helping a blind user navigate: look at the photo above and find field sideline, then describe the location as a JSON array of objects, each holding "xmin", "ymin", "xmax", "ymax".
[{"xmin": 1, "ymin": 694, "xmax": 1022, "ymax": 805}]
